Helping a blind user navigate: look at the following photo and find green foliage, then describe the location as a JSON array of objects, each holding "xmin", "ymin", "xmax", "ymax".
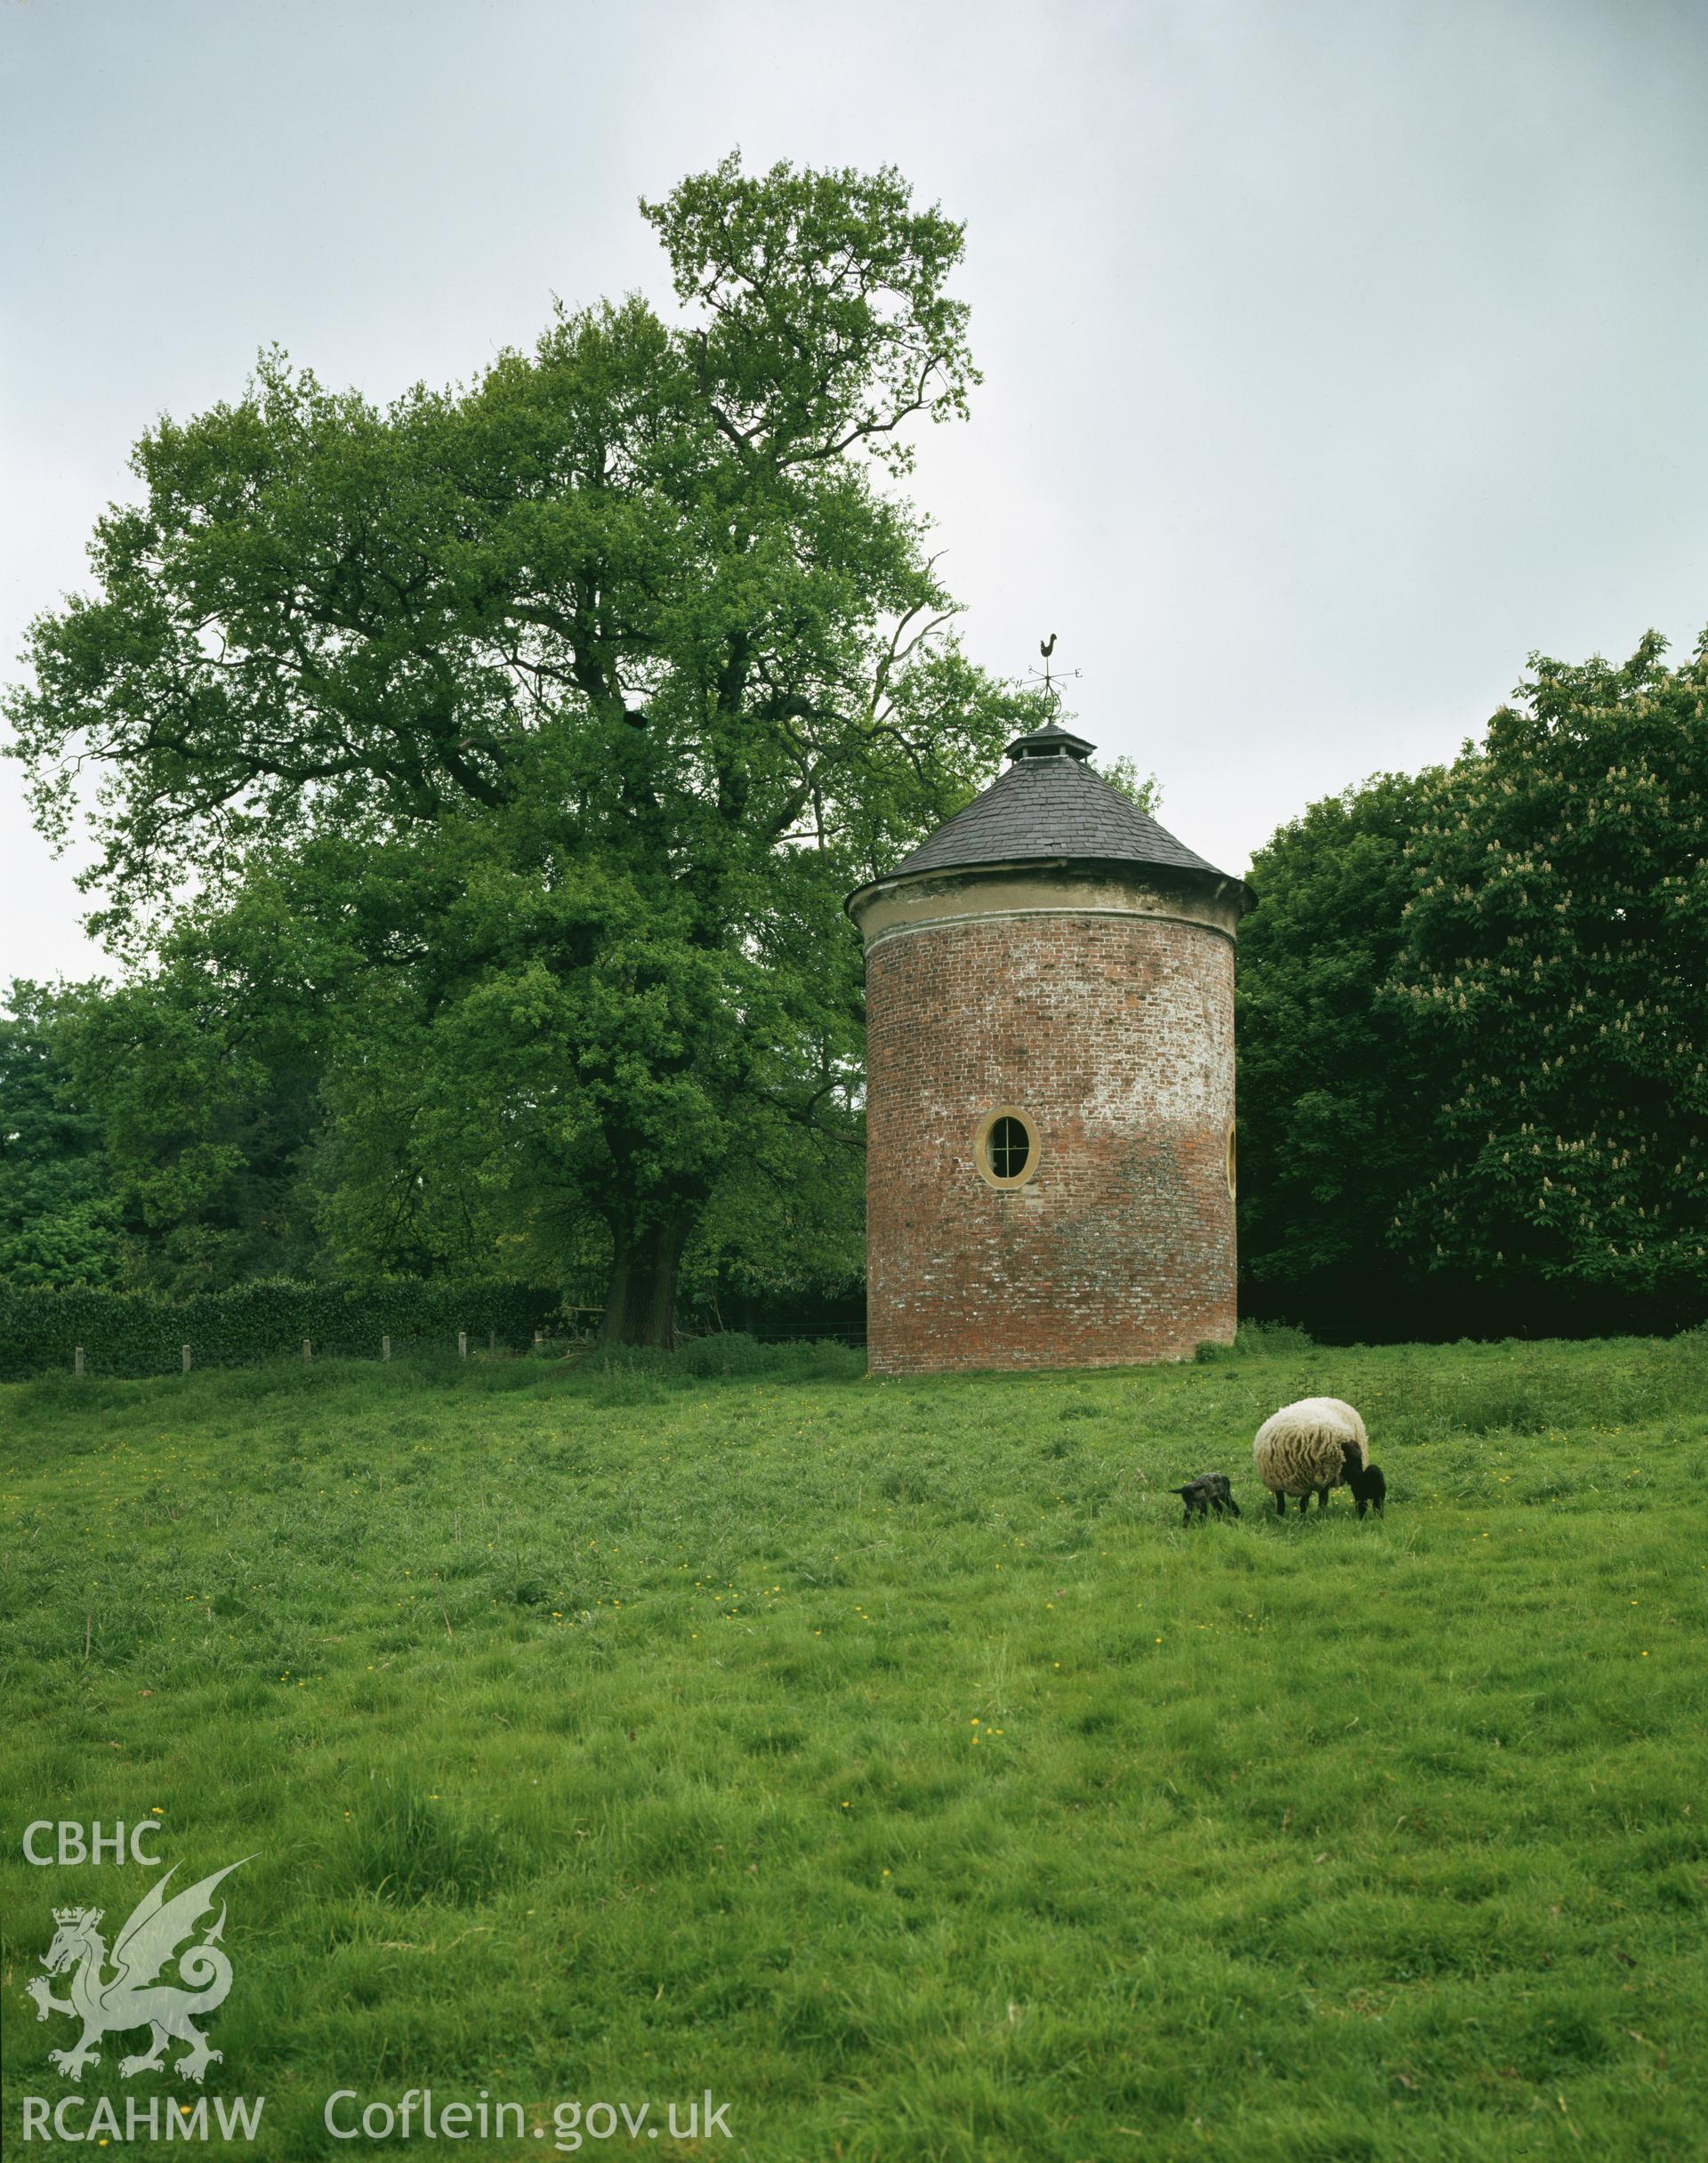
[
  {"xmin": 1237, "ymin": 631, "xmax": 1708, "ymax": 1336},
  {"xmin": 0, "ymin": 1277, "xmax": 560, "ymax": 1381},
  {"xmin": 0, "ymin": 981, "xmax": 123, "ymax": 1288},
  {"xmin": 668, "ymin": 1329, "xmax": 852, "ymax": 1380},
  {"xmin": 641, "ymin": 153, "xmax": 979, "ymax": 475},
  {"xmin": 4, "ymin": 1336, "xmax": 1704, "ymax": 2159},
  {"xmin": 56, "ymin": 967, "xmax": 325, "ymax": 1295},
  {"xmin": 1237, "ymin": 771, "xmax": 1439, "ymax": 1325},
  {"xmin": 1390, "ymin": 632, "xmax": 1708, "ymax": 1304},
  {"xmin": 1092, "ymin": 755, "xmax": 1161, "ymax": 812},
  {"xmin": 1196, "ymin": 1318, "xmax": 1317, "ymax": 1361},
  {"xmin": 680, "ymin": 1106, "xmax": 865, "ymax": 1308},
  {"xmin": 6, "ymin": 153, "xmax": 1043, "ymax": 1341}
]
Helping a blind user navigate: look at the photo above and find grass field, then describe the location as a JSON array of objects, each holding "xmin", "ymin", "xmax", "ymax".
[{"xmin": 2, "ymin": 1331, "xmax": 1704, "ymax": 2161}]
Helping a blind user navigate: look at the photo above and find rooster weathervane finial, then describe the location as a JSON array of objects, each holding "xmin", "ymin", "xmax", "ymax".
[{"xmin": 1027, "ymin": 632, "xmax": 1076, "ymax": 713}]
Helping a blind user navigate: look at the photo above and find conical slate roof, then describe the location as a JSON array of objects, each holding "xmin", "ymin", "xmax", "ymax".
[{"xmin": 858, "ymin": 720, "xmax": 1236, "ymax": 894}]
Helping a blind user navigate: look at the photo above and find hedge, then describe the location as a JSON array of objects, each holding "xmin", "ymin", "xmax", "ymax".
[{"xmin": 0, "ymin": 1278, "xmax": 566, "ymax": 1382}]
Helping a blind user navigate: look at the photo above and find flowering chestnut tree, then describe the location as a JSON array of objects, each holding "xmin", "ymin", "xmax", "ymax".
[{"xmin": 1390, "ymin": 631, "xmax": 1708, "ymax": 1308}]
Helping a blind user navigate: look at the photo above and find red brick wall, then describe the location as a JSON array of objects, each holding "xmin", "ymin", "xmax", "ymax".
[{"xmin": 863, "ymin": 904, "xmax": 1237, "ymax": 1372}]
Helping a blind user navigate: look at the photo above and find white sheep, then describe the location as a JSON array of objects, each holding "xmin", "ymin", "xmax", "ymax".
[{"xmin": 1253, "ymin": 1397, "xmax": 1374, "ymax": 1516}]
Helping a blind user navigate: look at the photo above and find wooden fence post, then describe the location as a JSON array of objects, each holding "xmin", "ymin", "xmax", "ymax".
[
  {"xmin": 534, "ymin": 1331, "xmax": 543, "ymax": 1346},
  {"xmin": 458, "ymin": 1331, "xmax": 468, "ymax": 1360},
  {"xmin": 75, "ymin": 1346, "xmax": 85, "ymax": 1377},
  {"xmin": 382, "ymin": 1335, "xmax": 391, "ymax": 1362},
  {"xmin": 487, "ymin": 1328, "xmax": 495, "ymax": 1355},
  {"xmin": 181, "ymin": 1344, "xmax": 191, "ymax": 1373},
  {"xmin": 302, "ymin": 1338, "xmax": 312, "ymax": 1364}
]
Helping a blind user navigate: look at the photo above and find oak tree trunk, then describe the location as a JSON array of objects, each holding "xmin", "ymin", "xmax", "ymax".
[{"xmin": 599, "ymin": 1212, "xmax": 693, "ymax": 1348}]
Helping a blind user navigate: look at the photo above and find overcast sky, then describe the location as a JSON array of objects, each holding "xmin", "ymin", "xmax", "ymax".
[{"xmin": 4, "ymin": 0, "xmax": 1704, "ymax": 984}]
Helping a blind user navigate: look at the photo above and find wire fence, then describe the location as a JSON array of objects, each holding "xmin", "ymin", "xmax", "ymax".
[{"xmin": 36, "ymin": 1320, "xmax": 867, "ymax": 1383}]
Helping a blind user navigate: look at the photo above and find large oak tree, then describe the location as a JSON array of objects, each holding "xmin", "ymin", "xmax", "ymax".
[{"xmin": 9, "ymin": 156, "xmax": 1044, "ymax": 1341}]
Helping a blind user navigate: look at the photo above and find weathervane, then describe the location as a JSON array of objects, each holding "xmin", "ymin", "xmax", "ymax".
[{"xmin": 1026, "ymin": 631, "xmax": 1080, "ymax": 714}]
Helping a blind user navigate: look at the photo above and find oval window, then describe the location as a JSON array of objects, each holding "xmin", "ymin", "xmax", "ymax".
[
  {"xmin": 975, "ymin": 1108, "xmax": 1040, "ymax": 1189},
  {"xmin": 988, "ymin": 1115, "xmax": 1029, "ymax": 1179},
  {"xmin": 1226, "ymin": 1120, "xmax": 1237, "ymax": 1200}
]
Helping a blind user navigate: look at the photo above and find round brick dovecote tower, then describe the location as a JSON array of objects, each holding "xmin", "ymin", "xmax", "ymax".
[{"xmin": 848, "ymin": 720, "xmax": 1248, "ymax": 1373}]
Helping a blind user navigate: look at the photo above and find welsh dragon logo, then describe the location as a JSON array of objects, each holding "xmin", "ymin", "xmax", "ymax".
[{"xmin": 27, "ymin": 1859, "xmax": 250, "ymax": 2085}]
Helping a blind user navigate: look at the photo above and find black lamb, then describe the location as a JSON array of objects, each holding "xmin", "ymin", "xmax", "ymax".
[
  {"xmin": 1169, "ymin": 1473, "xmax": 1241, "ymax": 1524},
  {"xmin": 1341, "ymin": 1442, "xmax": 1386, "ymax": 1518}
]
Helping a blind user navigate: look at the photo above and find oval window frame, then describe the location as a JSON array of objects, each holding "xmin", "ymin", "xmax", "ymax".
[
  {"xmin": 974, "ymin": 1107, "xmax": 1041, "ymax": 1190},
  {"xmin": 1225, "ymin": 1119, "xmax": 1237, "ymax": 1201}
]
